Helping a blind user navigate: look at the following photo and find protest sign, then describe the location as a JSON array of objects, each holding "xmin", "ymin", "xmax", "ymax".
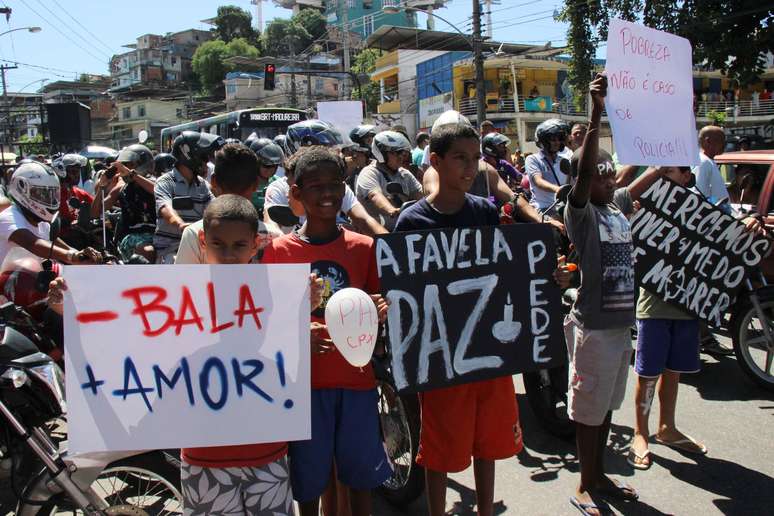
[
  {"xmin": 317, "ymin": 100, "xmax": 363, "ymax": 143},
  {"xmin": 631, "ymin": 178, "xmax": 771, "ymax": 326},
  {"xmin": 63, "ymin": 265, "xmax": 311, "ymax": 453},
  {"xmin": 605, "ymin": 18, "xmax": 699, "ymax": 167},
  {"xmin": 376, "ymin": 224, "xmax": 566, "ymax": 394}
]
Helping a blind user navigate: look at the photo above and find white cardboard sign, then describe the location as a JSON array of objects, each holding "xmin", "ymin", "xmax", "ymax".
[
  {"xmin": 64, "ymin": 264, "xmax": 311, "ymax": 453},
  {"xmin": 317, "ymin": 100, "xmax": 363, "ymax": 144},
  {"xmin": 605, "ymin": 18, "xmax": 699, "ymax": 167}
]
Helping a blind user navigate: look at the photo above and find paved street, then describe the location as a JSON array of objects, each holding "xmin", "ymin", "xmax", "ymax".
[
  {"xmin": 374, "ymin": 338, "xmax": 774, "ymax": 515},
  {"xmin": 3, "ymin": 338, "xmax": 772, "ymax": 515}
]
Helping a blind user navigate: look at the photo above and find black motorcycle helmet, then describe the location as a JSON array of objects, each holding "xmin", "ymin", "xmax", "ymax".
[
  {"xmin": 248, "ymin": 137, "xmax": 275, "ymax": 155},
  {"xmin": 481, "ymin": 133, "xmax": 511, "ymax": 159},
  {"xmin": 534, "ymin": 119, "xmax": 567, "ymax": 151},
  {"xmin": 171, "ymin": 131, "xmax": 224, "ymax": 174},
  {"xmin": 117, "ymin": 144, "xmax": 154, "ymax": 175},
  {"xmin": 255, "ymin": 143, "xmax": 285, "ymax": 167},
  {"xmin": 273, "ymin": 134, "xmax": 289, "ymax": 155},
  {"xmin": 285, "ymin": 120, "xmax": 343, "ymax": 155},
  {"xmin": 244, "ymin": 132, "xmax": 259, "ymax": 148},
  {"xmin": 153, "ymin": 153, "xmax": 177, "ymax": 175}
]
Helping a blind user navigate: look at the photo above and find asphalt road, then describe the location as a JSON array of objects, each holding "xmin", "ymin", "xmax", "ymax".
[
  {"xmin": 3, "ymin": 337, "xmax": 772, "ymax": 515},
  {"xmin": 373, "ymin": 339, "xmax": 774, "ymax": 516}
]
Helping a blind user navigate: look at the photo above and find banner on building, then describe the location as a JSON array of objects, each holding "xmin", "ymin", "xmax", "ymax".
[{"xmin": 419, "ymin": 92, "xmax": 454, "ymax": 129}]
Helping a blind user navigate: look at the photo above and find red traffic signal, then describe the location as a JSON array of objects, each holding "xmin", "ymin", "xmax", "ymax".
[{"xmin": 264, "ymin": 63, "xmax": 276, "ymax": 90}]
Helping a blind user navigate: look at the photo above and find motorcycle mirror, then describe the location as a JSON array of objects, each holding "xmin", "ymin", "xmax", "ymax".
[
  {"xmin": 557, "ymin": 183, "xmax": 572, "ymax": 203},
  {"xmin": 48, "ymin": 213, "xmax": 61, "ymax": 244},
  {"xmin": 35, "ymin": 267, "xmax": 57, "ymax": 294},
  {"xmin": 559, "ymin": 158, "xmax": 572, "ymax": 177},
  {"xmin": 68, "ymin": 197, "xmax": 81, "ymax": 209}
]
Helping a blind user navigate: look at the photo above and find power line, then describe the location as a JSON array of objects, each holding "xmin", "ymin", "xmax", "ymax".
[
  {"xmin": 33, "ymin": 0, "xmax": 111, "ymax": 59},
  {"xmin": 50, "ymin": 0, "xmax": 116, "ymax": 56},
  {"xmin": 18, "ymin": 0, "xmax": 107, "ymax": 65}
]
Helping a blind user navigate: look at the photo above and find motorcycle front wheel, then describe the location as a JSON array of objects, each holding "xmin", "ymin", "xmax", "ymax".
[
  {"xmin": 523, "ymin": 365, "xmax": 575, "ymax": 439},
  {"xmin": 375, "ymin": 379, "xmax": 424, "ymax": 507},
  {"xmin": 26, "ymin": 451, "xmax": 183, "ymax": 516},
  {"xmin": 732, "ymin": 298, "xmax": 774, "ymax": 391}
]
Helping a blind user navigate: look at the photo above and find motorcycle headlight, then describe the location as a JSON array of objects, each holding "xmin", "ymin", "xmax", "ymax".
[{"xmin": 28, "ymin": 362, "xmax": 67, "ymax": 415}]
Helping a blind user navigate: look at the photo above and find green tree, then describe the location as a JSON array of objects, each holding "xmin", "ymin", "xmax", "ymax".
[
  {"xmin": 214, "ymin": 5, "xmax": 259, "ymax": 44},
  {"xmin": 18, "ymin": 134, "xmax": 47, "ymax": 155},
  {"xmin": 561, "ymin": 0, "xmax": 774, "ymax": 98},
  {"xmin": 293, "ymin": 8, "xmax": 326, "ymax": 42},
  {"xmin": 262, "ymin": 16, "xmax": 316, "ymax": 57},
  {"xmin": 352, "ymin": 49, "xmax": 381, "ymax": 114},
  {"xmin": 192, "ymin": 38, "xmax": 261, "ymax": 94}
]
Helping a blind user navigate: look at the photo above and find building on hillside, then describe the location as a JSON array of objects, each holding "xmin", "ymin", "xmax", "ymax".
[
  {"xmin": 0, "ymin": 92, "xmax": 43, "ymax": 157},
  {"xmin": 40, "ymin": 78, "xmax": 114, "ymax": 146},
  {"xmin": 370, "ymin": 49, "xmax": 451, "ymax": 138},
  {"xmin": 274, "ymin": 0, "xmax": 449, "ymax": 38},
  {"xmin": 109, "ymin": 98, "xmax": 185, "ymax": 149},
  {"xmin": 415, "ymin": 51, "xmax": 470, "ymax": 131},
  {"xmin": 110, "ymin": 29, "xmax": 213, "ymax": 91}
]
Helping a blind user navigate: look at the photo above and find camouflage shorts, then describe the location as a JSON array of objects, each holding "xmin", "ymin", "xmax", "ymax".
[{"xmin": 118, "ymin": 232, "xmax": 154, "ymax": 262}]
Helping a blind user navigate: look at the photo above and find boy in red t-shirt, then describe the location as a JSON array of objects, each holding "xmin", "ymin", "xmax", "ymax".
[
  {"xmin": 262, "ymin": 147, "xmax": 391, "ymax": 516},
  {"xmin": 180, "ymin": 194, "xmax": 296, "ymax": 514}
]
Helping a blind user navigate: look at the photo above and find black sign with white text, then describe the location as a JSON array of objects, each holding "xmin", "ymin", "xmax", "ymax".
[
  {"xmin": 376, "ymin": 224, "xmax": 566, "ymax": 394},
  {"xmin": 632, "ymin": 177, "xmax": 771, "ymax": 326}
]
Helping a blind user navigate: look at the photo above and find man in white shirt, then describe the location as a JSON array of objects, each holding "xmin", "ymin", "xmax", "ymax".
[
  {"xmin": 691, "ymin": 125, "xmax": 729, "ymax": 203},
  {"xmin": 527, "ymin": 119, "xmax": 570, "ymax": 212}
]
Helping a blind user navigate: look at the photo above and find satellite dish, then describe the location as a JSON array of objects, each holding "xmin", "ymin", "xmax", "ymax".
[{"xmin": 138, "ymin": 130, "xmax": 149, "ymax": 144}]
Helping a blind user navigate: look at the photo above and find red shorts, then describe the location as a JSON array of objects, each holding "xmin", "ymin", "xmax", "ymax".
[{"xmin": 416, "ymin": 376, "xmax": 522, "ymax": 473}]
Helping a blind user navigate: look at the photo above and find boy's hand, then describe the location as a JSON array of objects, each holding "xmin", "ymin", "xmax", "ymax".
[
  {"xmin": 741, "ymin": 216, "xmax": 766, "ymax": 237},
  {"xmin": 309, "ymin": 273, "xmax": 324, "ymax": 311},
  {"xmin": 310, "ymin": 322, "xmax": 335, "ymax": 354},
  {"xmin": 589, "ymin": 73, "xmax": 607, "ymax": 111},
  {"xmin": 553, "ymin": 255, "xmax": 576, "ymax": 290},
  {"xmin": 547, "ymin": 218, "xmax": 566, "ymax": 236},
  {"xmin": 47, "ymin": 277, "xmax": 68, "ymax": 316},
  {"xmin": 371, "ymin": 294, "xmax": 389, "ymax": 324}
]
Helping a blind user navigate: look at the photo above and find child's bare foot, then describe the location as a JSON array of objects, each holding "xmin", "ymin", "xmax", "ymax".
[{"xmin": 627, "ymin": 432, "xmax": 652, "ymax": 469}]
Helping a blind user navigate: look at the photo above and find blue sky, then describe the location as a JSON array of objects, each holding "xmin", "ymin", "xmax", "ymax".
[{"xmin": 0, "ymin": 0, "xmax": 569, "ymax": 92}]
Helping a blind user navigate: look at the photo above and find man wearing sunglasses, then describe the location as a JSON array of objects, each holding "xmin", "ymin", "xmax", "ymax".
[{"xmin": 355, "ymin": 130, "xmax": 423, "ymax": 230}]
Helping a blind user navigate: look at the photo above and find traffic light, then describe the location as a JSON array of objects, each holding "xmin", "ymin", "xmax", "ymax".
[{"xmin": 264, "ymin": 63, "xmax": 276, "ymax": 91}]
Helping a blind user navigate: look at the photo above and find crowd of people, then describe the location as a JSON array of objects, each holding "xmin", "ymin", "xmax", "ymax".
[{"xmin": 0, "ymin": 73, "xmax": 768, "ymax": 516}]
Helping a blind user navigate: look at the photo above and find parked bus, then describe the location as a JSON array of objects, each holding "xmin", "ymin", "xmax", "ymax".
[{"xmin": 160, "ymin": 107, "xmax": 307, "ymax": 152}]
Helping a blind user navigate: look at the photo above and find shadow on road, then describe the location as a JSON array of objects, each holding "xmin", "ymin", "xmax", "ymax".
[{"xmin": 681, "ymin": 354, "xmax": 774, "ymax": 402}]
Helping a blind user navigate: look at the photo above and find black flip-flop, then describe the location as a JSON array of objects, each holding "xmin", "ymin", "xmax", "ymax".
[{"xmin": 570, "ymin": 496, "xmax": 600, "ymax": 515}]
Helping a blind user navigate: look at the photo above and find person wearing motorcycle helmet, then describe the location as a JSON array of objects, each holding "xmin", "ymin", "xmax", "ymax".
[
  {"xmin": 341, "ymin": 141, "xmax": 370, "ymax": 191},
  {"xmin": 0, "ymin": 162, "xmax": 99, "ymax": 266},
  {"xmin": 154, "ymin": 153, "xmax": 177, "ymax": 176},
  {"xmin": 90, "ymin": 144, "xmax": 158, "ymax": 262},
  {"xmin": 355, "ymin": 130, "xmax": 422, "ymax": 230},
  {"xmin": 481, "ymin": 132, "xmax": 522, "ymax": 188},
  {"xmin": 273, "ymin": 134, "xmax": 289, "ymax": 153},
  {"xmin": 52, "ymin": 153, "xmax": 94, "ymax": 246},
  {"xmin": 285, "ymin": 119, "xmax": 344, "ymax": 155},
  {"xmin": 243, "ymin": 131, "xmax": 260, "ymax": 148},
  {"xmin": 251, "ymin": 142, "xmax": 285, "ymax": 217},
  {"xmin": 349, "ymin": 124, "xmax": 376, "ymax": 152},
  {"xmin": 154, "ymin": 131, "xmax": 222, "ymax": 263},
  {"xmin": 526, "ymin": 118, "xmax": 570, "ymax": 213}
]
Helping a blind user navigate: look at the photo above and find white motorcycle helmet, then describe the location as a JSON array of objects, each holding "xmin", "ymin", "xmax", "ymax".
[
  {"xmin": 9, "ymin": 162, "xmax": 61, "ymax": 222},
  {"xmin": 431, "ymin": 110, "xmax": 472, "ymax": 132},
  {"xmin": 372, "ymin": 130, "xmax": 412, "ymax": 164},
  {"xmin": 52, "ymin": 153, "xmax": 88, "ymax": 180}
]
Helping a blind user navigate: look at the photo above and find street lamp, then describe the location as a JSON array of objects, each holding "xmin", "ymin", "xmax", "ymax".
[
  {"xmin": 0, "ymin": 26, "xmax": 42, "ymax": 38},
  {"xmin": 383, "ymin": 2, "xmax": 486, "ymax": 126}
]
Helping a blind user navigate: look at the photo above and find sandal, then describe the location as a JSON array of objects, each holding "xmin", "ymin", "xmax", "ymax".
[
  {"xmin": 570, "ymin": 496, "xmax": 600, "ymax": 516},
  {"xmin": 654, "ymin": 435, "xmax": 707, "ymax": 455},
  {"xmin": 627, "ymin": 447, "xmax": 652, "ymax": 470}
]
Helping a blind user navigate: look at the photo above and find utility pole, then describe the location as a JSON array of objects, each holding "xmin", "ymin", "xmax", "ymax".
[
  {"xmin": 0, "ymin": 64, "xmax": 18, "ymax": 164},
  {"xmin": 287, "ymin": 37, "xmax": 298, "ymax": 108},
  {"xmin": 306, "ymin": 54, "xmax": 313, "ymax": 108},
  {"xmin": 341, "ymin": 0, "xmax": 351, "ymax": 99},
  {"xmin": 472, "ymin": 0, "xmax": 486, "ymax": 126}
]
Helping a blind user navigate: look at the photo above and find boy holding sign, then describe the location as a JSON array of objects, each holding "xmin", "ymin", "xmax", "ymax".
[
  {"xmin": 262, "ymin": 148, "xmax": 391, "ymax": 516},
  {"xmin": 394, "ymin": 119, "xmax": 522, "ymax": 516}
]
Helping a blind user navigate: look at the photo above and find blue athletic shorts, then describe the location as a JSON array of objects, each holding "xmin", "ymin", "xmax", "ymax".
[
  {"xmin": 289, "ymin": 388, "xmax": 392, "ymax": 502},
  {"xmin": 635, "ymin": 319, "xmax": 701, "ymax": 377}
]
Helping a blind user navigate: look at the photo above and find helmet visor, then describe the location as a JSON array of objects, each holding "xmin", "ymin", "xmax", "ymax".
[{"xmin": 29, "ymin": 185, "xmax": 60, "ymax": 210}]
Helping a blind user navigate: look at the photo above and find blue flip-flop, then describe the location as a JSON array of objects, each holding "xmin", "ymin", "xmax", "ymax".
[{"xmin": 570, "ymin": 496, "xmax": 600, "ymax": 516}]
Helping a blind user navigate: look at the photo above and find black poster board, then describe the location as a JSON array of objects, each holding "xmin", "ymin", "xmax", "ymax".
[
  {"xmin": 376, "ymin": 224, "xmax": 566, "ymax": 394},
  {"xmin": 632, "ymin": 177, "xmax": 771, "ymax": 326}
]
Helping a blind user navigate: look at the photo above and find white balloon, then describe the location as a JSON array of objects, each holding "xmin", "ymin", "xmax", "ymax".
[{"xmin": 324, "ymin": 288, "xmax": 378, "ymax": 367}]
